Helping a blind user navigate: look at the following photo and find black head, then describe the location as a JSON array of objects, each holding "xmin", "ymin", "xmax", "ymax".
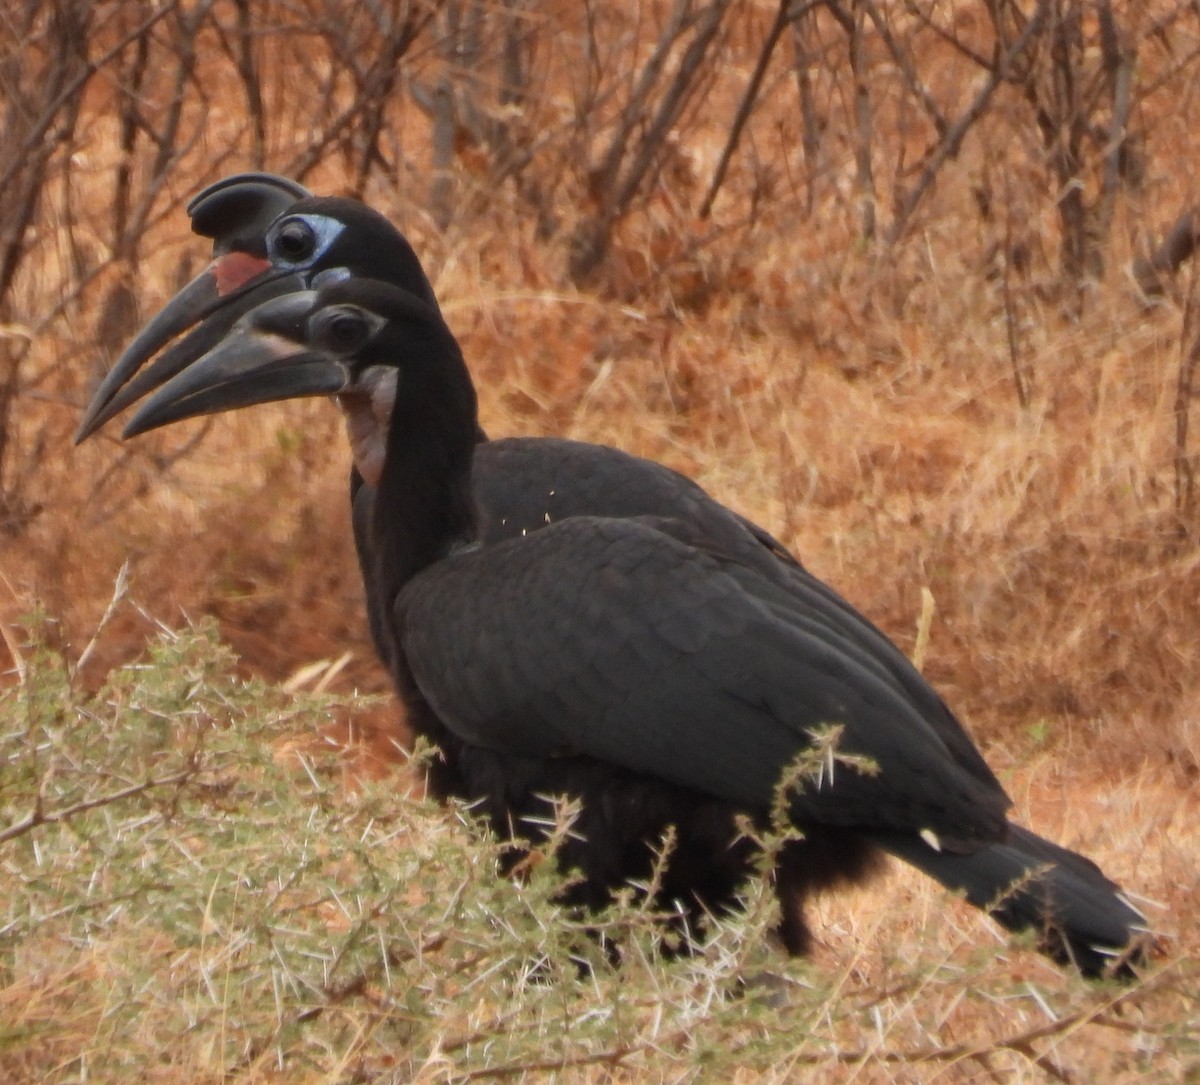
[
  {"xmin": 119, "ymin": 276, "xmax": 481, "ymax": 578},
  {"xmin": 75, "ymin": 179, "xmax": 436, "ymax": 442},
  {"xmin": 256, "ymin": 198, "xmax": 438, "ymax": 307},
  {"xmin": 122, "ymin": 277, "xmax": 464, "ymax": 440}
]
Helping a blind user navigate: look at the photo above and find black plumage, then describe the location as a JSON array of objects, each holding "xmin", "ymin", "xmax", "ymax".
[
  {"xmin": 105, "ymin": 270, "xmax": 1149, "ymax": 977},
  {"xmin": 71, "ymin": 181, "xmax": 1002, "ymax": 752},
  {"xmin": 77, "ymin": 180, "xmax": 812, "ymax": 668}
]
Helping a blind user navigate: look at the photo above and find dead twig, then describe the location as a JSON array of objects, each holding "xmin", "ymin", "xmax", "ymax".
[
  {"xmin": 699, "ymin": 0, "xmax": 811, "ymax": 219},
  {"xmin": 569, "ymin": 0, "xmax": 733, "ymax": 281},
  {"xmin": 887, "ymin": 0, "xmax": 1052, "ymax": 247}
]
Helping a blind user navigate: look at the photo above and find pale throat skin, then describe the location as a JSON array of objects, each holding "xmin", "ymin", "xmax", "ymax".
[{"xmin": 335, "ymin": 365, "xmax": 396, "ymax": 487}]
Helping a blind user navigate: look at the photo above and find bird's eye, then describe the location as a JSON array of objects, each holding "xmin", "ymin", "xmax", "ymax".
[
  {"xmin": 273, "ymin": 218, "xmax": 316, "ymax": 262},
  {"xmin": 316, "ymin": 308, "xmax": 370, "ymax": 353}
]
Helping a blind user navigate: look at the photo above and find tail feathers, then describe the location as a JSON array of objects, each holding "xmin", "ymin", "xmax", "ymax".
[{"xmin": 871, "ymin": 823, "xmax": 1150, "ymax": 979}]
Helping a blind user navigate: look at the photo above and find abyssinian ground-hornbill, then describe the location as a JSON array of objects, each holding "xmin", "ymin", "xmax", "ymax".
[
  {"xmin": 76, "ymin": 176, "xmax": 808, "ymax": 669},
  {"xmin": 78, "ymin": 195, "xmax": 1150, "ymax": 974}
]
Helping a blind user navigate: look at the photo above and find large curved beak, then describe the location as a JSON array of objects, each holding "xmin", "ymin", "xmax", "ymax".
[
  {"xmin": 123, "ymin": 290, "xmax": 349, "ymax": 438},
  {"xmin": 74, "ymin": 264, "xmax": 308, "ymax": 443},
  {"xmin": 75, "ymin": 171, "xmax": 313, "ymax": 444}
]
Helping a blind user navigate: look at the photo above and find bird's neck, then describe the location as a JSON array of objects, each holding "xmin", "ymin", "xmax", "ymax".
[
  {"xmin": 371, "ymin": 321, "xmax": 480, "ymax": 594},
  {"xmin": 336, "ymin": 368, "xmax": 396, "ymax": 488},
  {"xmin": 338, "ymin": 373, "xmax": 490, "ymax": 490}
]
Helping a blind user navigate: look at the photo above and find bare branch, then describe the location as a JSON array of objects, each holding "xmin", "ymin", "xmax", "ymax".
[
  {"xmin": 790, "ymin": 1, "xmax": 824, "ymax": 216},
  {"xmin": 570, "ymin": 0, "xmax": 734, "ymax": 280},
  {"xmin": 699, "ymin": 0, "xmax": 810, "ymax": 219},
  {"xmin": 860, "ymin": 0, "xmax": 948, "ymax": 138},
  {"xmin": 848, "ymin": 0, "xmax": 876, "ymax": 242},
  {"xmin": 887, "ymin": 0, "xmax": 1052, "ymax": 247}
]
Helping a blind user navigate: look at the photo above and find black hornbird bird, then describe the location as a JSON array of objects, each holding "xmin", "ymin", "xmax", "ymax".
[
  {"xmin": 108, "ymin": 273, "xmax": 1149, "ymax": 977},
  {"xmin": 79, "ymin": 173, "xmax": 314, "ymax": 434},
  {"xmin": 76, "ymin": 177, "xmax": 809, "ymax": 667}
]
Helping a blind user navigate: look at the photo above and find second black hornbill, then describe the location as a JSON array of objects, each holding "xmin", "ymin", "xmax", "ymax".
[{"xmin": 111, "ymin": 274, "xmax": 1149, "ymax": 977}]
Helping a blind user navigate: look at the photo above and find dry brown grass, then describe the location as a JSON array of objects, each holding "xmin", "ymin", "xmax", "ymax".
[
  {"xmin": 2, "ymin": 2, "xmax": 1199, "ymax": 1078},
  {"xmin": 1, "ymin": 631, "xmax": 1196, "ymax": 1083}
]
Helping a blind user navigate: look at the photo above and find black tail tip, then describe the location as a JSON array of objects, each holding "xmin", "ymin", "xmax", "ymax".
[{"xmin": 1032, "ymin": 922, "xmax": 1156, "ymax": 982}]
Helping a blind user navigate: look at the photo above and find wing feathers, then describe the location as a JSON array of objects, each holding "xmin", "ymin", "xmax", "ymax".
[{"xmin": 399, "ymin": 516, "xmax": 1010, "ymax": 846}]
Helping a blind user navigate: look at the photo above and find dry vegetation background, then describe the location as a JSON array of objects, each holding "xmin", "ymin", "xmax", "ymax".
[{"xmin": 2, "ymin": 0, "xmax": 1200, "ymax": 1080}]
